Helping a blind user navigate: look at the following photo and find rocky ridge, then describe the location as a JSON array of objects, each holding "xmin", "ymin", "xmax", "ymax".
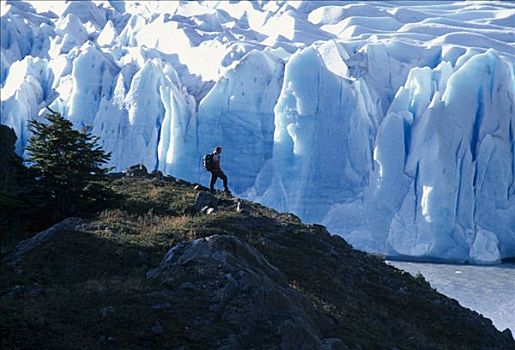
[{"xmin": 1, "ymin": 167, "xmax": 514, "ymax": 349}]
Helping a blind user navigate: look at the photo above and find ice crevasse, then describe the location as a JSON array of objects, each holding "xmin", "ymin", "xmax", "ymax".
[
  {"xmin": 322, "ymin": 50, "xmax": 515, "ymax": 264},
  {"xmin": 1, "ymin": 0, "xmax": 514, "ymax": 264}
]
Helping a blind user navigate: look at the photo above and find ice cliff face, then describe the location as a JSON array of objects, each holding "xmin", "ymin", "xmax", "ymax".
[{"xmin": 1, "ymin": 0, "xmax": 514, "ymax": 264}]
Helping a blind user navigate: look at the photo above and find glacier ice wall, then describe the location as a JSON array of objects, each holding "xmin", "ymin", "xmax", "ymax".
[
  {"xmin": 259, "ymin": 43, "xmax": 376, "ymax": 223},
  {"xmin": 1, "ymin": 0, "xmax": 514, "ymax": 264},
  {"xmin": 323, "ymin": 50, "xmax": 515, "ymax": 262}
]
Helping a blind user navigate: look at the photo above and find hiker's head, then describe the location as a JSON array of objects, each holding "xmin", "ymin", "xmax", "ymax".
[{"xmin": 215, "ymin": 146, "xmax": 222, "ymax": 154}]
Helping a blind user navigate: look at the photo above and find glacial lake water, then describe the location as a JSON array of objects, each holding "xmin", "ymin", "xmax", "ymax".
[{"xmin": 387, "ymin": 261, "xmax": 515, "ymax": 334}]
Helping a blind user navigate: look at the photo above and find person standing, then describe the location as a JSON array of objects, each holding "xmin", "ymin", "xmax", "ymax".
[{"xmin": 208, "ymin": 146, "xmax": 230, "ymax": 195}]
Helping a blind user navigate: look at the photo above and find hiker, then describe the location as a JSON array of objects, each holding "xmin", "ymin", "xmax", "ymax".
[{"xmin": 205, "ymin": 146, "xmax": 231, "ymax": 195}]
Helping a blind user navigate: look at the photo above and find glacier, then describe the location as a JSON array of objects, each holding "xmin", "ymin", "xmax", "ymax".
[{"xmin": 1, "ymin": 0, "xmax": 514, "ymax": 264}]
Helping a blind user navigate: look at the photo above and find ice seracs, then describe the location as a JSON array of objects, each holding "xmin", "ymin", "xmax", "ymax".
[
  {"xmin": 1, "ymin": 56, "xmax": 54, "ymax": 154},
  {"xmin": 1, "ymin": 0, "xmax": 514, "ymax": 264}
]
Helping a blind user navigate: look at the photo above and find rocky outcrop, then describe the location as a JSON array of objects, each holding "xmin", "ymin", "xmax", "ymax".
[
  {"xmin": 123, "ymin": 164, "xmax": 149, "ymax": 177},
  {"xmin": 2, "ymin": 177, "xmax": 513, "ymax": 350},
  {"xmin": 0, "ymin": 125, "xmax": 26, "ymax": 194},
  {"xmin": 148, "ymin": 235, "xmax": 344, "ymax": 349},
  {"xmin": 5, "ymin": 217, "xmax": 83, "ymax": 266}
]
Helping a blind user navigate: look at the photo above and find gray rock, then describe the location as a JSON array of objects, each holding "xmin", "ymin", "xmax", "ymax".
[
  {"xmin": 124, "ymin": 164, "xmax": 148, "ymax": 177},
  {"xmin": 4, "ymin": 217, "xmax": 83, "ymax": 266},
  {"xmin": 152, "ymin": 302, "xmax": 172, "ymax": 310},
  {"xmin": 1, "ymin": 285, "xmax": 24, "ymax": 300},
  {"xmin": 149, "ymin": 234, "xmax": 332, "ymax": 349},
  {"xmin": 284, "ymin": 213, "xmax": 302, "ymax": 223},
  {"xmin": 194, "ymin": 184, "xmax": 208, "ymax": 191},
  {"xmin": 311, "ymin": 223, "xmax": 327, "ymax": 231},
  {"xmin": 200, "ymin": 205, "xmax": 217, "ymax": 215},
  {"xmin": 193, "ymin": 191, "xmax": 218, "ymax": 212},
  {"xmin": 321, "ymin": 338, "xmax": 347, "ymax": 350},
  {"xmin": 151, "ymin": 170, "xmax": 164, "ymax": 180},
  {"xmin": 146, "ymin": 243, "xmax": 184, "ymax": 279},
  {"xmin": 235, "ymin": 200, "xmax": 250, "ymax": 214},
  {"xmin": 151, "ymin": 321, "xmax": 163, "ymax": 335},
  {"xmin": 106, "ymin": 172, "xmax": 124, "ymax": 179},
  {"xmin": 163, "ymin": 175, "xmax": 176, "ymax": 182},
  {"xmin": 100, "ymin": 306, "xmax": 115, "ymax": 319}
]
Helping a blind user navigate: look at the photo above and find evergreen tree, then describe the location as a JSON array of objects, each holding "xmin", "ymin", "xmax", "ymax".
[{"xmin": 26, "ymin": 110, "xmax": 112, "ymax": 217}]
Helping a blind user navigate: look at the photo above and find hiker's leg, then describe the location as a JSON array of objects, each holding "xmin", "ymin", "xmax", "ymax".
[
  {"xmin": 209, "ymin": 171, "xmax": 218, "ymax": 191},
  {"xmin": 220, "ymin": 171, "xmax": 229, "ymax": 191}
]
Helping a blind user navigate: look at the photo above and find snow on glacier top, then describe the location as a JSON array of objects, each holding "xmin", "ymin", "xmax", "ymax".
[
  {"xmin": 9, "ymin": 0, "xmax": 514, "ymax": 83},
  {"xmin": 1, "ymin": 0, "xmax": 514, "ymax": 264}
]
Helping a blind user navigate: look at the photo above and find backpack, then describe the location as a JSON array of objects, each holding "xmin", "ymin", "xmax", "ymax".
[{"xmin": 203, "ymin": 153, "xmax": 214, "ymax": 171}]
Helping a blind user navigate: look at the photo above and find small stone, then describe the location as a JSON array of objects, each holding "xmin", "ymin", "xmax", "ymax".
[
  {"xmin": 100, "ymin": 306, "xmax": 114, "ymax": 319},
  {"xmin": 152, "ymin": 302, "xmax": 172, "ymax": 310},
  {"xmin": 146, "ymin": 267, "xmax": 159, "ymax": 279},
  {"xmin": 123, "ymin": 164, "xmax": 148, "ymax": 177},
  {"xmin": 321, "ymin": 338, "xmax": 345, "ymax": 350},
  {"xmin": 397, "ymin": 287, "xmax": 409, "ymax": 296},
  {"xmin": 152, "ymin": 321, "xmax": 164, "ymax": 335},
  {"xmin": 29, "ymin": 286, "xmax": 45, "ymax": 297},
  {"xmin": 151, "ymin": 170, "xmax": 164, "ymax": 179},
  {"xmin": 235, "ymin": 200, "xmax": 250, "ymax": 214}
]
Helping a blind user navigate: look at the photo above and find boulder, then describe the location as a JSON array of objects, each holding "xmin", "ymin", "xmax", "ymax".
[
  {"xmin": 151, "ymin": 170, "xmax": 164, "ymax": 180},
  {"xmin": 124, "ymin": 164, "xmax": 148, "ymax": 177},
  {"xmin": 192, "ymin": 191, "xmax": 218, "ymax": 212},
  {"xmin": 5, "ymin": 217, "xmax": 83, "ymax": 266},
  {"xmin": 148, "ymin": 234, "xmax": 342, "ymax": 349}
]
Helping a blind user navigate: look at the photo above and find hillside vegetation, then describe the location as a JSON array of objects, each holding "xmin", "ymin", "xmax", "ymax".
[{"xmin": 1, "ymin": 173, "xmax": 514, "ymax": 350}]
